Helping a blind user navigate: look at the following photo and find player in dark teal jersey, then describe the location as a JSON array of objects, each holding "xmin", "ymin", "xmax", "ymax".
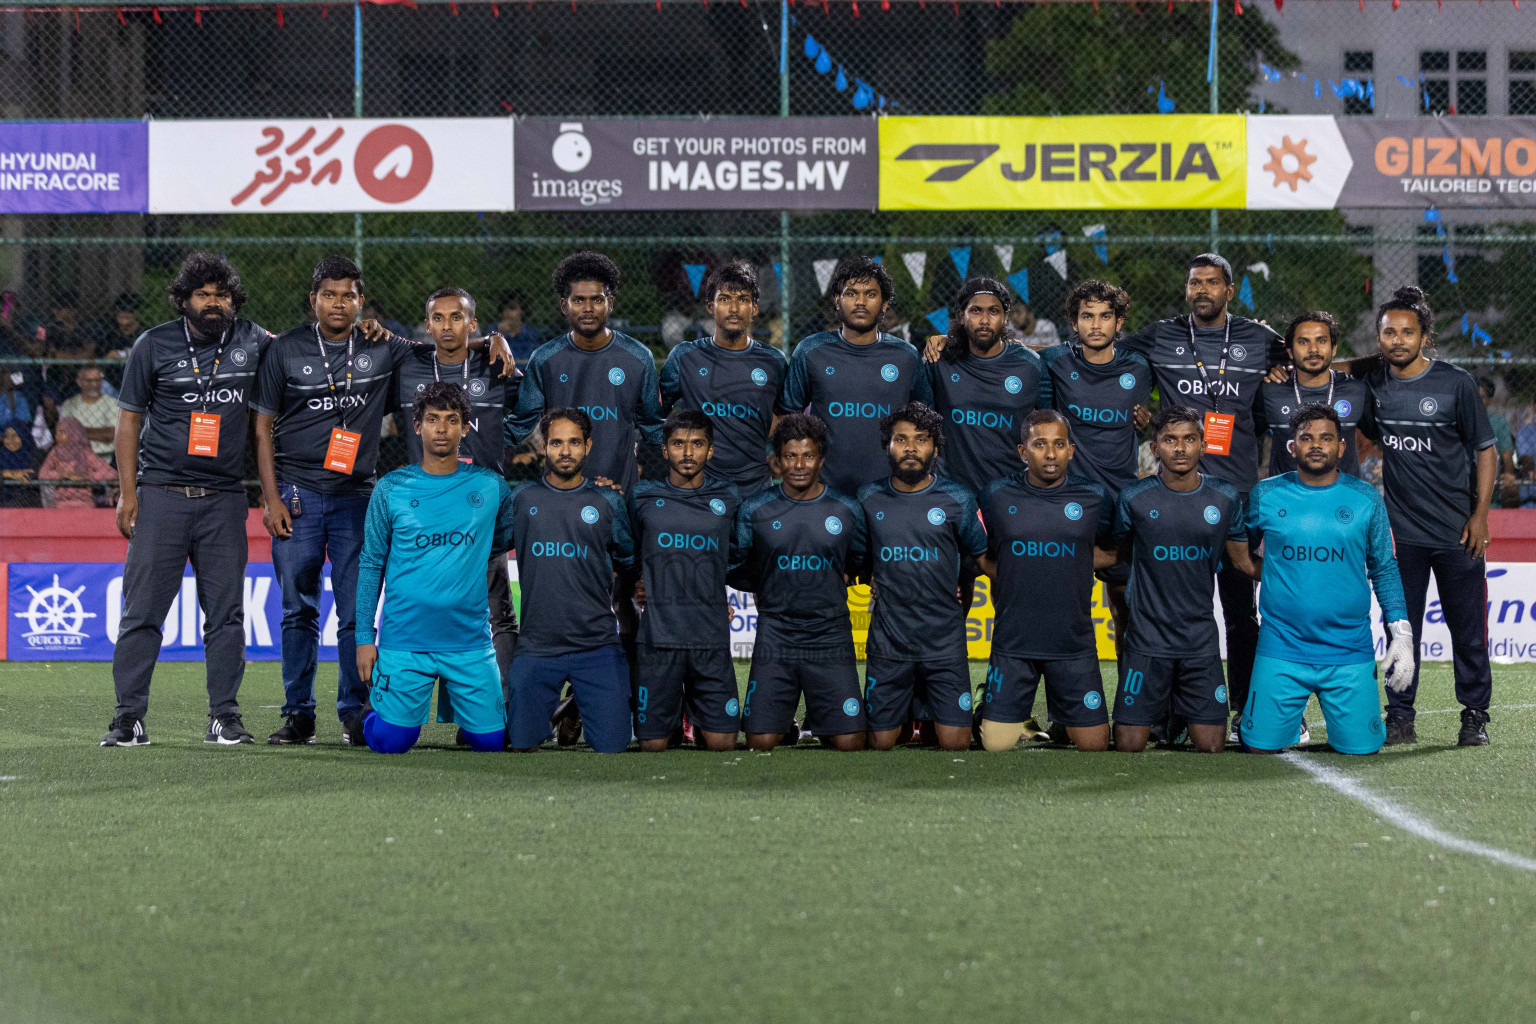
[
  {"xmin": 659, "ymin": 261, "xmax": 787, "ymax": 494},
  {"xmin": 506, "ymin": 408, "xmax": 637, "ymax": 754},
  {"xmin": 1259, "ymin": 312, "xmax": 1367, "ymax": 478},
  {"xmin": 734, "ymin": 413, "xmax": 869, "ymax": 751},
  {"xmin": 1113, "ymin": 407, "xmax": 1252, "ymax": 754},
  {"xmin": 354, "ymin": 383, "xmax": 517, "ymax": 754},
  {"xmin": 1241, "ymin": 404, "xmax": 1414, "ymax": 755},
  {"xmin": 1358, "ymin": 287, "xmax": 1497, "ymax": 746},
  {"xmin": 976, "ymin": 410, "xmax": 1118, "ymax": 752},
  {"xmin": 628, "ymin": 410, "xmax": 742, "ymax": 751},
  {"xmin": 859, "ymin": 402, "xmax": 988, "ymax": 751},
  {"xmin": 777, "ymin": 256, "xmax": 933, "ymax": 496}
]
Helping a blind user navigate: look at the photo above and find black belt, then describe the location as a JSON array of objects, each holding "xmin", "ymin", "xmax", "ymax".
[{"xmin": 157, "ymin": 484, "xmax": 218, "ymax": 498}]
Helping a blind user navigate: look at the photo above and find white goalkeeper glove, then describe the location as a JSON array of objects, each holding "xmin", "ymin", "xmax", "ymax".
[{"xmin": 1381, "ymin": 620, "xmax": 1416, "ymax": 693}]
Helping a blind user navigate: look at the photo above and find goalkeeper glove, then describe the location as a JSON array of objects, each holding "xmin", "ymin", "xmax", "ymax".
[{"xmin": 1381, "ymin": 620, "xmax": 1416, "ymax": 693}]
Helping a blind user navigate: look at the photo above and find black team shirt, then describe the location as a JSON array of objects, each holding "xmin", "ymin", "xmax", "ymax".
[
  {"xmin": 1359, "ymin": 360, "xmax": 1495, "ymax": 550},
  {"xmin": 778, "ymin": 330, "xmax": 933, "ymax": 496},
  {"xmin": 1122, "ymin": 314, "xmax": 1285, "ymax": 490},
  {"xmin": 978, "ymin": 472, "xmax": 1115, "ymax": 660},
  {"xmin": 859, "ymin": 475, "xmax": 988, "ymax": 661},
  {"xmin": 509, "ymin": 331, "xmax": 663, "ymax": 491},
  {"xmin": 1038, "ymin": 342, "xmax": 1153, "ymax": 494},
  {"xmin": 628, "ymin": 476, "xmax": 741, "ymax": 650},
  {"xmin": 660, "ymin": 338, "xmax": 787, "ymax": 494},
  {"xmin": 1114, "ymin": 474, "xmax": 1245, "ymax": 658},
  {"xmin": 117, "ymin": 317, "xmax": 272, "ymax": 492},
  {"xmin": 924, "ymin": 344, "xmax": 1041, "ymax": 496},
  {"xmin": 733, "ymin": 484, "xmax": 868, "ymax": 651},
  {"xmin": 1259, "ymin": 372, "xmax": 1367, "ymax": 477},
  {"xmin": 393, "ymin": 348, "xmax": 520, "ymax": 472},
  {"xmin": 252, "ymin": 325, "xmax": 419, "ymax": 493},
  {"xmin": 508, "ymin": 478, "xmax": 635, "ymax": 657}
]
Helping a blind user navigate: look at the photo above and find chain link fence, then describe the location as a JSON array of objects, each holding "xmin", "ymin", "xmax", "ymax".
[{"xmin": 2, "ymin": 0, "xmax": 1534, "ymax": 505}]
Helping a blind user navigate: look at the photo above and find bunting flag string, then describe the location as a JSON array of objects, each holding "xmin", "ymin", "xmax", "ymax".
[
  {"xmin": 683, "ymin": 263, "xmax": 707, "ymax": 297},
  {"xmin": 1082, "ymin": 223, "xmax": 1108, "ymax": 264},
  {"xmin": 902, "ymin": 251, "xmax": 926, "ymax": 290},
  {"xmin": 925, "ymin": 308, "xmax": 950, "ymax": 336},
  {"xmin": 1007, "ymin": 268, "xmax": 1029, "ymax": 304},
  {"xmin": 1045, "ymin": 248, "xmax": 1068, "ymax": 280},
  {"xmin": 813, "ymin": 258, "xmax": 838, "ymax": 295},
  {"xmin": 993, "ymin": 245, "xmax": 1014, "ymax": 274},
  {"xmin": 949, "ymin": 246, "xmax": 970, "ymax": 280}
]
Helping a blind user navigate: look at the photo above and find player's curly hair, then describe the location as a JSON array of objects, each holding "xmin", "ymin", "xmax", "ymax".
[
  {"xmin": 311, "ymin": 254, "xmax": 363, "ymax": 295},
  {"xmin": 1376, "ymin": 285, "xmax": 1435, "ymax": 342},
  {"xmin": 1289, "ymin": 401, "xmax": 1342, "ymax": 437},
  {"xmin": 704, "ymin": 259, "xmax": 760, "ymax": 305},
  {"xmin": 879, "ymin": 401, "xmax": 946, "ymax": 455},
  {"xmin": 540, "ymin": 406, "xmax": 593, "ymax": 441},
  {"xmin": 1283, "ymin": 310, "xmax": 1339, "ymax": 350},
  {"xmin": 663, "ymin": 408, "xmax": 714, "ymax": 445},
  {"xmin": 552, "ymin": 251, "xmax": 621, "ymax": 299},
  {"xmin": 1065, "ymin": 278, "xmax": 1131, "ymax": 323},
  {"xmin": 771, "ymin": 412, "xmax": 828, "ymax": 456},
  {"xmin": 412, "ymin": 381, "xmax": 471, "ymax": 425},
  {"xmin": 1149, "ymin": 405, "xmax": 1204, "ymax": 437},
  {"xmin": 828, "ymin": 255, "xmax": 895, "ymax": 307},
  {"xmin": 941, "ymin": 278, "xmax": 1012, "ymax": 364},
  {"xmin": 167, "ymin": 252, "xmax": 248, "ymax": 316}
]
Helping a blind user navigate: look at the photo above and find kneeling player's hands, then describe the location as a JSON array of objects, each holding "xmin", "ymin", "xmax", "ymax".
[
  {"xmin": 1381, "ymin": 620, "xmax": 1415, "ymax": 693},
  {"xmin": 357, "ymin": 643, "xmax": 378, "ymax": 688}
]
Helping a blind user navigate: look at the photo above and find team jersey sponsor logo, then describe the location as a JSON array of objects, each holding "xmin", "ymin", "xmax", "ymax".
[
  {"xmin": 654, "ymin": 498, "xmax": 665, "ymax": 507},
  {"xmin": 710, "ymin": 498, "xmax": 727, "ymax": 515},
  {"xmin": 467, "ymin": 490, "xmax": 484, "ymax": 508},
  {"xmin": 950, "ymin": 372, "xmax": 961, "ymax": 382},
  {"xmin": 608, "ymin": 367, "xmax": 625, "ymax": 386},
  {"xmin": 301, "ymin": 364, "xmax": 312, "ymax": 375},
  {"xmin": 698, "ymin": 366, "xmax": 710, "ymax": 376},
  {"xmin": 751, "ymin": 368, "xmax": 768, "ymax": 386},
  {"xmin": 824, "ymin": 365, "xmax": 835, "ymax": 376},
  {"xmin": 927, "ymin": 507, "xmax": 946, "ymax": 525},
  {"xmin": 725, "ymin": 697, "xmax": 740, "ymax": 716},
  {"xmin": 1004, "ymin": 375, "xmax": 1022, "ymax": 394},
  {"xmin": 1064, "ymin": 502, "xmax": 1083, "ymax": 520},
  {"xmin": 1335, "ymin": 398, "xmax": 1352, "ymax": 417},
  {"xmin": 1153, "ymin": 544, "xmax": 1212, "ymax": 560},
  {"xmin": 1149, "ymin": 509, "xmax": 1160, "ymax": 519},
  {"xmin": 880, "ymin": 363, "xmax": 899, "ymax": 382},
  {"xmin": 230, "ymin": 347, "xmax": 248, "ymax": 366},
  {"xmin": 828, "ymin": 401, "xmax": 889, "ymax": 419},
  {"xmin": 414, "ymin": 529, "xmax": 479, "ymax": 548},
  {"xmin": 1229, "ymin": 344, "xmax": 1247, "ymax": 361},
  {"xmin": 1070, "ymin": 371, "xmax": 1080, "ymax": 380},
  {"xmin": 958, "ymin": 692, "xmax": 972, "ymax": 711},
  {"xmin": 874, "ymin": 511, "xmax": 885, "ymax": 520},
  {"xmin": 528, "ymin": 505, "xmax": 539, "ymax": 515},
  {"xmin": 1119, "ymin": 372, "xmax": 1136, "ymax": 390},
  {"xmin": 1281, "ymin": 544, "xmax": 1344, "ymax": 561},
  {"xmin": 777, "ymin": 554, "xmax": 834, "ymax": 570},
  {"xmin": 1419, "ymin": 396, "xmax": 1438, "ymax": 416},
  {"xmin": 1067, "ymin": 404, "xmax": 1128, "ymax": 424},
  {"xmin": 824, "ymin": 515, "xmax": 843, "ymax": 535},
  {"xmin": 771, "ymin": 520, "xmax": 782, "ymax": 530},
  {"xmin": 951, "ymin": 408, "xmax": 1014, "ymax": 429},
  {"xmin": 1083, "ymin": 691, "xmax": 1103, "ymax": 710},
  {"xmin": 468, "ymin": 379, "xmax": 486, "ymax": 397},
  {"xmin": 559, "ymin": 373, "xmax": 569, "ymax": 383},
  {"xmin": 1335, "ymin": 505, "xmax": 1354, "ymax": 524},
  {"xmin": 531, "ymin": 540, "xmax": 589, "ymax": 558},
  {"xmin": 881, "ymin": 545, "xmax": 939, "ymax": 562},
  {"xmin": 658, "ymin": 533, "xmax": 720, "ymax": 551},
  {"xmin": 1203, "ymin": 505, "xmax": 1221, "ymax": 524},
  {"xmin": 355, "ymin": 352, "xmax": 374, "ymax": 372},
  {"xmin": 581, "ymin": 505, "xmax": 599, "ymax": 524},
  {"xmin": 1215, "ymin": 684, "xmax": 1228, "ymax": 704},
  {"xmin": 1010, "ymin": 540, "xmax": 1076, "ymax": 558},
  {"xmin": 842, "ymin": 697, "xmax": 860, "ymax": 716},
  {"xmin": 701, "ymin": 400, "xmax": 762, "ymax": 421}
]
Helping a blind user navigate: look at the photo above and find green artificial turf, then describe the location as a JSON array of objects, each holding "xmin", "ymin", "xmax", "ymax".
[{"xmin": 2, "ymin": 660, "xmax": 1534, "ymax": 1024}]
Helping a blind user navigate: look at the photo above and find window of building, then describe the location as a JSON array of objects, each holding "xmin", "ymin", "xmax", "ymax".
[
  {"xmin": 1510, "ymin": 51, "xmax": 1536, "ymax": 114},
  {"xmin": 1422, "ymin": 49, "xmax": 1487, "ymax": 114}
]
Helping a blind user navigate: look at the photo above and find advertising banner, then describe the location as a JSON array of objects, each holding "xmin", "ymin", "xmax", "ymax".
[
  {"xmin": 0, "ymin": 121, "xmax": 148, "ymax": 214},
  {"xmin": 147, "ymin": 118, "xmax": 513, "ymax": 213},
  {"xmin": 879, "ymin": 115, "xmax": 1246, "ymax": 211},
  {"xmin": 513, "ymin": 117, "xmax": 877, "ymax": 211}
]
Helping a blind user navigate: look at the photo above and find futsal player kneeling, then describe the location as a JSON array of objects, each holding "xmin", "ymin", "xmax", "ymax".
[
  {"xmin": 1240, "ymin": 404, "xmax": 1415, "ymax": 755},
  {"xmin": 354, "ymin": 383, "xmax": 517, "ymax": 754},
  {"xmin": 976, "ymin": 410, "xmax": 1118, "ymax": 752}
]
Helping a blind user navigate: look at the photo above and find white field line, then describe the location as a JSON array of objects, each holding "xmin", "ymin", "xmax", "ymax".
[
  {"xmin": 1278, "ymin": 752, "xmax": 1536, "ymax": 873},
  {"xmin": 1414, "ymin": 703, "xmax": 1536, "ymax": 716}
]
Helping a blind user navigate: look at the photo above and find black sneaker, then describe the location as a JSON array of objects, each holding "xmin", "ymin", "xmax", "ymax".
[
  {"xmin": 454, "ymin": 727, "xmax": 470, "ymax": 747},
  {"xmin": 100, "ymin": 715, "xmax": 149, "ymax": 747},
  {"xmin": 267, "ymin": 714, "xmax": 316, "ymax": 745},
  {"xmin": 342, "ymin": 708, "xmax": 370, "ymax": 747},
  {"xmin": 204, "ymin": 713, "xmax": 254, "ymax": 745},
  {"xmin": 552, "ymin": 695, "xmax": 582, "ymax": 747},
  {"xmin": 1457, "ymin": 708, "xmax": 1490, "ymax": 747},
  {"xmin": 1384, "ymin": 715, "xmax": 1417, "ymax": 746}
]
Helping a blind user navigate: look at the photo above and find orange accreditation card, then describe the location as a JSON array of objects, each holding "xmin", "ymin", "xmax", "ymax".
[
  {"xmin": 187, "ymin": 412, "xmax": 221, "ymax": 457},
  {"xmin": 324, "ymin": 428, "xmax": 363, "ymax": 474},
  {"xmin": 1203, "ymin": 411, "xmax": 1235, "ymax": 457}
]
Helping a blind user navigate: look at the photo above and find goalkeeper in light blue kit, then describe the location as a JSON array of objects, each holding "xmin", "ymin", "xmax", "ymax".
[
  {"xmin": 354, "ymin": 381, "xmax": 517, "ymax": 754},
  {"xmin": 1240, "ymin": 403, "xmax": 1415, "ymax": 755}
]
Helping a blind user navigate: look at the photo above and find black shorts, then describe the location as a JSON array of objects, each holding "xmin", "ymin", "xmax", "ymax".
[
  {"xmin": 634, "ymin": 644, "xmax": 740, "ymax": 740},
  {"xmin": 1114, "ymin": 650, "xmax": 1228, "ymax": 727},
  {"xmin": 982, "ymin": 653, "xmax": 1107, "ymax": 728},
  {"xmin": 743, "ymin": 642, "xmax": 865, "ymax": 737},
  {"xmin": 864, "ymin": 654, "xmax": 973, "ymax": 732}
]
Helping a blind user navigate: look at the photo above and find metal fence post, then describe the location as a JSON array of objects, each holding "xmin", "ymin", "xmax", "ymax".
[
  {"xmin": 353, "ymin": 1, "xmax": 365, "ymax": 270},
  {"xmin": 1207, "ymin": 0, "xmax": 1219, "ymax": 253},
  {"xmin": 778, "ymin": 0, "xmax": 792, "ymax": 352}
]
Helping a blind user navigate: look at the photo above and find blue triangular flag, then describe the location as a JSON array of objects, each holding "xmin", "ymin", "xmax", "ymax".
[
  {"xmin": 1007, "ymin": 268, "xmax": 1029, "ymax": 303},
  {"xmin": 926, "ymin": 308, "xmax": 950, "ymax": 335},
  {"xmin": 1397, "ymin": 75, "xmax": 1413, "ymax": 89},
  {"xmin": 772, "ymin": 262, "xmax": 783, "ymax": 289},
  {"xmin": 814, "ymin": 47, "xmax": 832, "ymax": 75},
  {"xmin": 871, "ymin": 255, "xmax": 882, "ymax": 264},
  {"xmin": 852, "ymin": 79, "xmax": 874, "ymax": 110},
  {"xmin": 1472, "ymin": 324, "xmax": 1493, "ymax": 346},
  {"xmin": 835, "ymin": 66, "xmax": 848, "ymax": 91},
  {"xmin": 1461, "ymin": 313, "xmax": 1470, "ymax": 335},
  {"xmin": 1156, "ymin": 81, "xmax": 1175, "ymax": 114},
  {"xmin": 1238, "ymin": 275, "xmax": 1255, "ymax": 311},
  {"xmin": 1314, "ymin": 79, "xmax": 1322, "ymax": 99},
  {"xmin": 683, "ymin": 263, "xmax": 707, "ymax": 297},
  {"xmin": 949, "ymin": 246, "xmax": 970, "ymax": 279},
  {"xmin": 803, "ymin": 34, "xmax": 819, "ymax": 59},
  {"xmin": 1443, "ymin": 247, "xmax": 1459, "ymax": 284},
  {"xmin": 1044, "ymin": 231, "xmax": 1063, "ymax": 256}
]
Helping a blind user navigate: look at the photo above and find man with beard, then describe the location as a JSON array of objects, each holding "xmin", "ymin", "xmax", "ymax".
[
  {"xmin": 859, "ymin": 402, "xmax": 987, "ymax": 752},
  {"xmin": 777, "ymin": 256, "xmax": 932, "ymax": 496},
  {"xmin": 1120, "ymin": 253, "xmax": 1285, "ymax": 741},
  {"xmin": 1260, "ymin": 312, "xmax": 1367, "ymax": 478},
  {"xmin": 506, "ymin": 408, "xmax": 636, "ymax": 754},
  {"xmin": 660, "ymin": 260, "xmax": 787, "ymax": 494},
  {"xmin": 102, "ymin": 253, "xmax": 271, "ymax": 748},
  {"xmin": 1240, "ymin": 404, "xmax": 1412, "ymax": 755},
  {"xmin": 627, "ymin": 409, "xmax": 742, "ymax": 751}
]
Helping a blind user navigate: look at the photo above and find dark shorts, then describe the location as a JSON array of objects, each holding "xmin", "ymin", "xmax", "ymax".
[
  {"xmin": 507, "ymin": 647, "xmax": 632, "ymax": 754},
  {"xmin": 1095, "ymin": 562, "xmax": 1131, "ymax": 589},
  {"xmin": 743, "ymin": 642, "xmax": 865, "ymax": 737},
  {"xmin": 634, "ymin": 644, "xmax": 740, "ymax": 740},
  {"xmin": 1114, "ymin": 650, "xmax": 1229, "ymax": 727},
  {"xmin": 864, "ymin": 654, "xmax": 973, "ymax": 732},
  {"xmin": 982, "ymin": 653, "xmax": 1107, "ymax": 728}
]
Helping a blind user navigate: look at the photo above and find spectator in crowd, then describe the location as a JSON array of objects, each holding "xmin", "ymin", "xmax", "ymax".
[
  {"xmin": 1004, "ymin": 300, "xmax": 1061, "ymax": 351},
  {"xmin": 96, "ymin": 293, "xmax": 143, "ymax": 359},
  {"xmin": 59, "ymin": 364, "xmax": 118, "ymax": 461},
  {"xmin": 0, "ymin": 417, "xmax": 38, "ymax": 506},
  {"xmin": 39, "ymin": 416, "xmax": 115, "ymax": 508},
  {"xmin": 495, "ymin": 291, "xmax": 544, "ymax": 363},
  {"xmin": 361, "ymin": 299, "xmax": 408, "ymax": 339},
  {"xmin": 0, "ymin": 367, "xmax": 30, "ymax": 425},
  {"xmin": 45, "ymin": 291, "xmax": 97, "ymax": 360},
  {"xmin": 1479, "ymin": 377, "xmax": 1519, "ymax": 508}
]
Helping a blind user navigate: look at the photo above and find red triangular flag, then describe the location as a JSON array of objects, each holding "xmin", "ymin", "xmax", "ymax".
[{"xmin": 852, "ymin": 0, "xmax": 860, "ymax": 15}]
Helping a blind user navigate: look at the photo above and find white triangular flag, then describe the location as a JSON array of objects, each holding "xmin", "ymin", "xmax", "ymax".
[
  {"xmin": 1247, "ymin": 261, "xmax": 1271, "ymax": 281},
  {"xmin": 889, "ymin": 321, "xmax": 910, "ymax": 342},
  {"xmin": 1045, "ymin": 248, "xmax": 1068, "ymax": 280},
  {"xmin": 813, "ymin": 258, "xmax": 838, "ymax": 295},
  {"xmin": 993, "ymin": 244, "xmax": 1014, "ymax": 273},
  {"xmin": 902, "ymin": 251, "xmax": 927, "ymax": 290}
]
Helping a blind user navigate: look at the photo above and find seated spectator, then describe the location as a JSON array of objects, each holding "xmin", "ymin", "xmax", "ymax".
[
  {"xmin": 45, "ymin": 290, "xmax": 97, "ymax": 360},
  {"xmin": 58, "ymin": 364, "xmax": 118, "ymax": 461},
  {"xmin": 1004, "ymin": 300, "xmax": 1061, "ymax": 351},
  {"xmin": 1479, "ymin": 377, "xmax": 1518, "ymax": 508},
  {"xmin": 495, "ymin": 291, "xmax": 544, "ymax": 363},
  {"xmin": 96, "ymin": 292, "xmax": 143, "ymax": 359},
  {"xmin": 0, "ymin": 367, "xmax": 30, "ymax": 425},
  {"xmin": 0, "ymin": 418, "xmax": 38, "ymax": 507},
  {"xmin": 39, "ymin": 416, "xmax": 115, "ymax": 508}
]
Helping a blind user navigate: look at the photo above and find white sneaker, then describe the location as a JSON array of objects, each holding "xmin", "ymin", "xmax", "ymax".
[{"xmin": 1298, "ymin": 720, "xmax": 1311, "ymax": 745}]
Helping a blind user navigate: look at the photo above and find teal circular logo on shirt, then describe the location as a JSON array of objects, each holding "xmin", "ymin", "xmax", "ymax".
[
  {"xmin": 825, "ymin": 516, "xmax": 843, "ymax": 535},
  {"xmin": 1119, "ymin": 372, "xmax": 1136, "ymax": 390},
  {"xmin": 752, "ymin": 368, "xmax": 768, "ymax": 386},
  {"xmin": 1004, "ymin": 375, "xmax": 1022, "ymax": 394},
  {"xmin": 1064, "ymin": 502, "xmax": 1083, "ymax": 520},
  {"xmin": 1215, "ymin": 684, "xmax": 1228, "ymax": 704},
  {"xmin": 467, "ymin": 491, "xmax": 484, "ymax": 508},
  {"xmin": 824, "ymin": 365, "xmax": 835, "ymax": 376},
  {"xmin": 880, "ymin": 363, "xmax": 899, "ymax": 382},
  {"xmin": 927, "ymin": 507, "xmax": 946, "ymax": 525},
  {"xmin": 725, "ymin": 698, "xmax": 740, "ymax": 717},
  {"xmin": 1335, "ymin": 398, "xmax": 1352, "ymax": 417},
  {"xmin": 710, "ymin": 499, "xmax": 727, "ymax": 515},
  {"xmin": 698, "ymin": 366, "xmax": 710, "ymax": 377},
  {"xmin": 608, "ymin": 367, "xmax": 625, "ymax": 386},
  {"xmin": 875, "ymin": 511, "xmax": 885, "ymax": 520},
  {"xmin": 655, "ymin": 499, "xmax": 665, "ymax": 507},
  {"xmin": 1149, "ymin": 509, "xmax": 1159, "ymax": 519},
  {"xmin": 1008, "ymin": 505, "xmax": 1017, "ymax": 515},
  {"xmin": 1203, "ymin": 505, "xmax": 1221, "ymax": 524},
  {"xmin": 1083, "ymin": 691, "xmax": 1103, "ymax": 710},
  {"xmin": 842, "ymin": 698, "xmax": 860, "ymax": 716},
  {"xmin": 959, "ymin": 692, "xmax": 973, "ymax": 712},
  {"xmin": 772, "ymin": 520, "xmax": 782, "ymax": 530},
  {"xmin": 581, "ymin": 505, "xmax": 599, "ymax": 524},
  {"xmin": 1335, "ymin": 505, "xmax": 1354, "ymax": 524}
]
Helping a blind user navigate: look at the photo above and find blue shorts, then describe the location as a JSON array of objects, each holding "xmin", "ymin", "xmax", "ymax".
[
  {"xmin": 1242, "ymin": 654, "xmax": 1384, "ymax": 755},
  {"xmin": 508, "ymin": 646, "xmax": 632, "ymax": 754},
  {"xmin": 370, "ymin": 646, "xmax": 506, "ymax": 736}
]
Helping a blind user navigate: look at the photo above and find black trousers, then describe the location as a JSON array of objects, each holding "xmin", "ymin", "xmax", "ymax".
[
  {"xmin": 487, "ymin": 553, "xmax": 519, "ymax": 702},
  {"xmin": 1390, "ymin": 542, "xmax": 1492, "ymax": 719},
  {"xmin": 112, "ymin": 486, "xmax": 248, "ymax": 719},
  {"xmin": 1218, "ymin": 560, "xmax": 1259, "ymax": 717}
]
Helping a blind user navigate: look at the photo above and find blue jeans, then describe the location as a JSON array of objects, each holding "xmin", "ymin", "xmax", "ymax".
[{"xmin": 271, "ymin": 482, "xmax": 370, "ymax": 722}]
